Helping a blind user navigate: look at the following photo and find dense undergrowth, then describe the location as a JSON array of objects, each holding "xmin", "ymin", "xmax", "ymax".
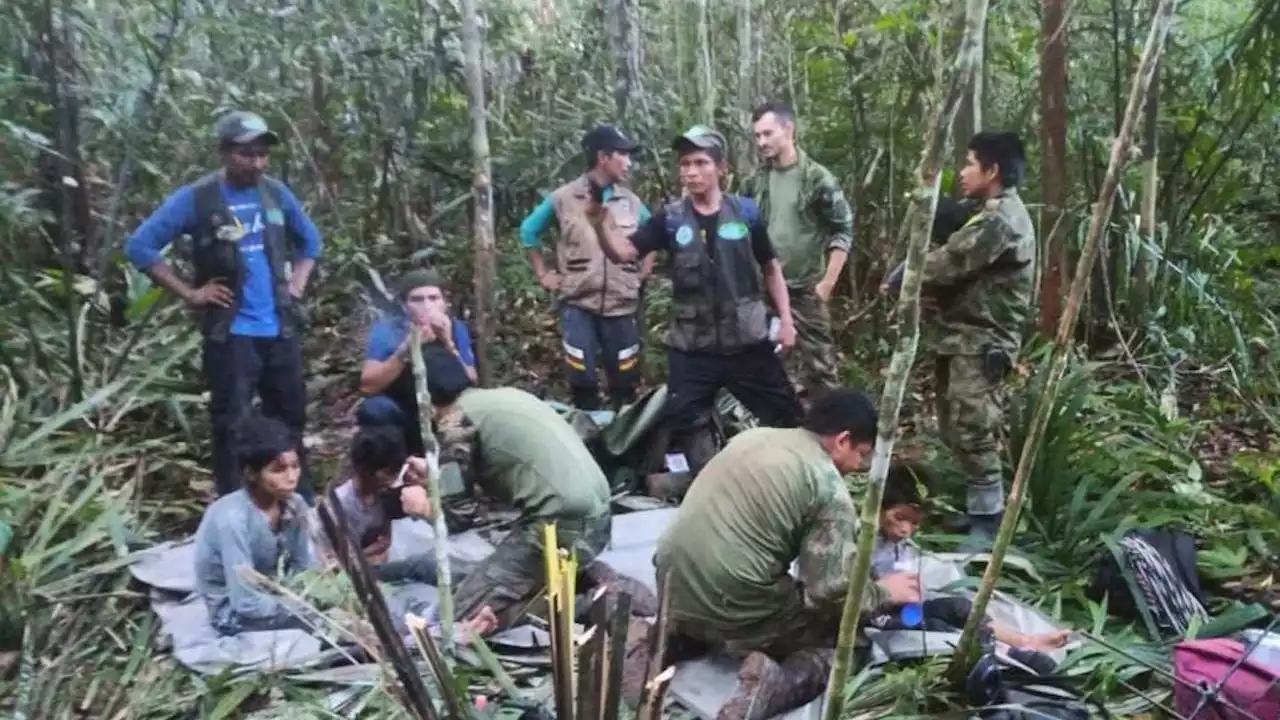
[{"xmin": 3, "ymin": 0, "xmax": 1280, "ymax": 715}]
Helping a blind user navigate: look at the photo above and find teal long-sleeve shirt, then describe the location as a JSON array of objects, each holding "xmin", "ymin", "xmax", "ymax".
[{"xmin": 519, "ymin": 185, "xmax": 652, "ymax": 249}]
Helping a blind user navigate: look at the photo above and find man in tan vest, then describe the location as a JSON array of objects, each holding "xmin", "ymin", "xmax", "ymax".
[{"xmin": 521, "ymin": 125, "xmax": 655, "ymax": 411}]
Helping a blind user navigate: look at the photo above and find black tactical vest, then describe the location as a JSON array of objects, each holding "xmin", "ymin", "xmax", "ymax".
[
  {"xmin": 190, "ymin": 171, "xmax": 296, "ymax": 342},
  {"xmin": 664, "ymin": 196, "xmax": 770, "ymax": 353}
]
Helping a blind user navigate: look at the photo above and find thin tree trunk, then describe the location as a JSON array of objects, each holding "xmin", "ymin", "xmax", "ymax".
[
  {"xmin": 734, "ymin": 0, "xmax": 754, "ymax": 175},
  {"xmin": 409, "ymin": 329, "xmax": 453, "ymax": 652},
  {"xmin": 460, "ymin": 0, "xmax": 496, "ymax": 385},
  {"xmin": 1134, "ymin": 27, "xmax": 1161, "ymax": 308},
  {"xmin": 696, "ymin": 0, "xmax": 714, "ymax": 124},
  {"xmin": 611, "ymin": 0, "xmax": 641, "ymax": 120},
  {"xmin": 820, "ymin": 1, "xmax": 990, "ymax": 716},
  {"xmin": 1037, "ymin": 0, "xmax": 1068, "ymax": 335},
  {"xmin": 947, "ymin": 0, "xmax": 1179, "ymax": 682},
  {"xmin": 952, "ymin": 5, "xmax": 984, "ymax": 177}
]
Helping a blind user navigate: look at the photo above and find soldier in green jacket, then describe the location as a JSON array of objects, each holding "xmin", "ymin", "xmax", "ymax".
[
  {"xmin": 748, "ymin": 101, "xmax": 855, "ymax": 402},
  {"xmin": 884, "ymin": 131, "xmax": 1037, "ymax": 548},
  {"xmin": 623, "ymin": 389, "xmax": 921, "ymax": 719}
]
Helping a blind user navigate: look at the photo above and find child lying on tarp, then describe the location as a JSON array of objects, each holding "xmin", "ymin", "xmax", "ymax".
[{"xmin": 870, "ymin": 463, "xmax": 1070, "ymax": 654}]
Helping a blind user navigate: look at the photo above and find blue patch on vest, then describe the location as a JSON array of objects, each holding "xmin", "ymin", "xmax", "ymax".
[
  {"xmin": 266, "ymin": 208, "xmax": 285, "ymax": 225},
  {"xmin": 718, "ymin": 221, "xmax": 749, "ymax": 241},
  {"xmin": 675, "ymin": 225, "xmax": 695, "ymax": 246}
]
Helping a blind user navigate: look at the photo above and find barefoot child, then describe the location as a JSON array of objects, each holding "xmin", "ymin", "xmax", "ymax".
[{"xmin": 873, "ymin": 463, "xmax": 1070, "ymax": 653}]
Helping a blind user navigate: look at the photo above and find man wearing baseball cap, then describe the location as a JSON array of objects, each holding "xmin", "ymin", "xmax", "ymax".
[
  {"xmin": 519, "ymin": 124, "xmax": 654, "ymax": 411},
  {"xmin": 592, "ymin": 125, "xmax": 804, "ymax": 482},
  {"xmin": 125, "ymin": 110, "xmax": 324, "ymax": 502}
]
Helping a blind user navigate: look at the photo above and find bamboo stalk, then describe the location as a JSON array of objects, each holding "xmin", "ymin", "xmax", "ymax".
[
  {"xmin": 636, "ymin": 665, "xmax": 676, "ymax": 720},
  {"xmin": 638, "ymin": 569, "xmax": 672, "ymax": 712},
  {"xmin": 601, "ymin": 592, "xmax": 632, "ymax": 720},
  {"xmin": 406, "ymin": 613, "xmax": 465, "ymax": 717},
  {"xmin": 409, "ymin": 326, "xmax": 454, "ymax": 651},
  {"xmin": 820, "ymin": 1, "xmax": 991, "ymax": 718},
  {"xmin": 576, "ymin": 587, "xmax": 609, "ymax": 720},
  {"xmin": 946, "ymin": 0, "xmax": 1180, "ymax": 683}
]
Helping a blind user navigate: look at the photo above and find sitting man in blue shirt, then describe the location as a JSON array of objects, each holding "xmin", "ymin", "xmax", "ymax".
[
  {"xmin": 358, "ymin": 269, "xmax": 476, "ymax": 455},
  {"xmin": 125, "ymin": 110, "xmax": 323, "ymax": 501}
]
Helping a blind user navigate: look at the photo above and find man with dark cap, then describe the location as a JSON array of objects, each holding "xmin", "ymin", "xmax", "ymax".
[
  {"xmin": 520, "ymin": 124, "xmax": 655, "ymax": 411},
  {"xmin": 126, "ymin": 110, "xmax": 324, "ymax": 501},
  {"xmin": 593, "ymin": 125, "xmax": 804, "ymax": 482},
  {"xmin": 358, "ymin": 269, "xmax": 477, "ymax": 455}
]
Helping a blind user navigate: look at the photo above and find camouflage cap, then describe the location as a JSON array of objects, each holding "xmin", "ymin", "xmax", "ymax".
[
  {"xmin": 672, "ymin": 124, "xmax": 727, "ymax": 156},
  {"xmin": 214, "ymin": 110, "xmax": 280, "ymax": 146}
]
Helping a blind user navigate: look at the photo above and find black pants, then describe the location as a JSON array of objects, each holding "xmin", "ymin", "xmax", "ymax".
[
  {"xmin": 665, "ymin": 343, "xmax": 803, "ymax": 470},
  {"xmin": 203, "ymin": 335, "xmax": 314, "ymax": 501}
]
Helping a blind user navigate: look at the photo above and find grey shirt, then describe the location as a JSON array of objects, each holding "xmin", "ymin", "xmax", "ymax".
[
  {"xmin": 329, "ymin": 478, "xmax": 387, "ymax": 548},
  {"xmin": 871, "ymin": 533, "xmax": 921, "ymax": 580},
  {"xmin": 194, "ymin": 489, "xmax": 317, "ymax": 634}
]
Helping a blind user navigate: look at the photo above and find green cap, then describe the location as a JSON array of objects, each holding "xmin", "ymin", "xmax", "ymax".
[
  {"xmin": 672, "ymin": 124, "xmax": 727, "ymax": 155},
  {"xmin": 396, "ymin": 268, "xmax": 443, "ymax": 300}
]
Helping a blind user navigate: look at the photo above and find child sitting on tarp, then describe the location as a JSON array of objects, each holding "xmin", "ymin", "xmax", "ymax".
[
  {"xmin": 323, "ymin": 425, "xmax": 467, "ymax": 586},
  {"xmin": 195, "ymin": 414, "xmax": 321, "ymax": 635},
  {"xmin": 871, "ymin": 463, "xmax": 1070, "ymax": 654}
]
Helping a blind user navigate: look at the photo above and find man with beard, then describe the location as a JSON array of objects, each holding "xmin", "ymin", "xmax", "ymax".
[
  {"xmin": 126, "ymin": 111, "xmax": 323, "ymax": 501},
  {"xmin": 748, "ymin": 101, "xmax": 855, "ymax": 402}
]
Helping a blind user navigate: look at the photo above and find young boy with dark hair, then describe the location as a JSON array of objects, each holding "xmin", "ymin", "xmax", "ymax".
[
  {"xmin": 325, "ymin": 425, "xmax": 454, "ymax": 586},
  {"xmin": 870, "ymin": 463, "xmax": 1070, "ymax": 654}
]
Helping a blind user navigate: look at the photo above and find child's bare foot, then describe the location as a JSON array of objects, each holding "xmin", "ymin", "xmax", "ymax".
[
  {"xmin": 460, "ymin": 605, "xmax": 499, "ymax": 638},
  {"xmin": 1018, "ymin": 629, "xmax": 1071, "ymax": 652}
]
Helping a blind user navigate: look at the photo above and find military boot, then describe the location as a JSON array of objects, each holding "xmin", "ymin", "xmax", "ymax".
[
  {"xmin": 582, "ymin": 560, "xmax": 660, "ymax": 617},
  {"xmin": 715, "ymin": 648, "xmax": 833, "ymax": 720},
  {"xmin": 957, "ymin": 512, "xmax": 1003, "ymax": 553}
]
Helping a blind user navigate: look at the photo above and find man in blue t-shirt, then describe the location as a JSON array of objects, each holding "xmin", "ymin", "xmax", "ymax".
[
  {"xmin": 125, "ymin": 111, "xmax": 324, "ymax": 501},
  {"xmin": 358, "ymin": 269, "xmax": 476, "ymax": 455}
]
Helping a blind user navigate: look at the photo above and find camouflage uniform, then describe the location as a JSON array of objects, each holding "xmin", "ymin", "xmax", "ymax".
[
  {"xmin": 922, "ymin": 189, "xmax": 1036, "ymax": 516},
  {"xmin": 748, "ymin": 151, "xmax": 854, "ymax": 395},
  {"xmin": 436, "ymin": 387, "xmax": 613, "ymax": 630},
  {"xmin": 638, "ymin": 427, "xmax": 885, "ymax": 718},
  {"xmin": 655, "ymin": 427, "xmax": 888, "ymax": 651}
]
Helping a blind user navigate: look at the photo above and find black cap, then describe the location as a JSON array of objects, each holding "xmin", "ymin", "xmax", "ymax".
[
  {"xmin": 214, "ymin": 111, "xmax": 280, "ymax": 146},
  {"xmin": 581, "ymin": 124, "xmax": 641, "ymax": 155},
  {"xmin": 672, "ymin": 124, "xmax": 727, "ymax": 155}
]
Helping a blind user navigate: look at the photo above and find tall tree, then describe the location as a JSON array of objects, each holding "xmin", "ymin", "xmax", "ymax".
[
  {"xmin": 609, "ymin": 0, "xmax": 642, "ymax": 120},
  {"xmin": 1038, "ymin": 0, "xmax": 1069, "ymax": 333},
  {"xmin": 735, "ymin": 0, "xmax": 755, "ymax": 175},
  {"xmin": 460, "ymin": 0, "xmax": 496, "ymax": 384},
  {"xmin": 820, "ymin": 0, "xmax": 991, "ymax": 716}
]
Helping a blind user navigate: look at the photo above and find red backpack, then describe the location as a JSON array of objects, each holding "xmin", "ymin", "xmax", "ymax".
[{"xmin": 1173, "ymin": 638, "xmax": 1280, "ymax": 719}]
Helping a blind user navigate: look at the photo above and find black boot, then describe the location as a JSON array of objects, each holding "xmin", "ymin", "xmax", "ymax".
[
  {"xmin": 958, "ymin": 512, "xmax": 1003, "ymax": 553},
  {"xmin": 571, "ymin": 386, "xmax": 602, "ymax": 411}
]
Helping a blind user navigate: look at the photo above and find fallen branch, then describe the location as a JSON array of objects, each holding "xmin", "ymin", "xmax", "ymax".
[{"xmin": 410, "ymin": 326, "xmax": 454, "ymax": 650}]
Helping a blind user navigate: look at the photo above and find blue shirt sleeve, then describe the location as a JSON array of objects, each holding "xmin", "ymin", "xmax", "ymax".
[
  {"xmin": 519, "ymin": 195, "xmax": 557, "ymax": 249},
  {"xmin": 453, "ymin": 319, "xmax": 476, "ymax": 368},
  {"xmin": 277, "ymin": 184, "xmax": 323, "ymax": 260},
  {"xmin": 366, "ymin": 318, "xmax": 404, "ymax": 361},
  {"xmin": 124, "ymin": 185, "xmax": 198, "ymax": 271},
  {"xmin": 638, "ymin": 202, "xmax": 652, "ymax": 224}
]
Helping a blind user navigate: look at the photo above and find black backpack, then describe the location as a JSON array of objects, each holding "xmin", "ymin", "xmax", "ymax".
[{"xmin": 1089, "ymin": 528, "xmax": 1209, "ymax": 638}]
